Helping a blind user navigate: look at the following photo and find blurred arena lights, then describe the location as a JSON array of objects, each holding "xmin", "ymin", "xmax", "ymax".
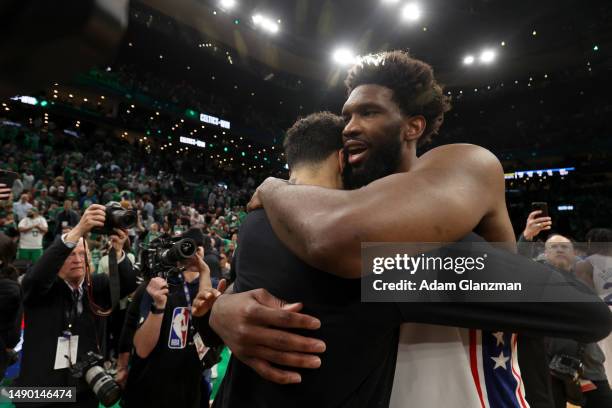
[
  {"xmin": 219, "ymin": 0, "xmax": 236, "ymax": 10},
  {"xmin": 401, "ymin": 3, "xmax": 422, "ymax": 22},
  {"xmin": 252, "ymin": 14, "xmax": 280, "ymax": 34},
  {"xmin": 332, "ymin": 48, "xmax": 357, "ymax": 66},
  {"xmin": 382, "ymin": 0, "xmax": 400, "ymax": 4},
  {"xmin": 479, "ymin": 49, "xmax": 497, "ymax": 64},
  {"xmin": 463, "ymin": 55, "xmax": 475, "ymax": 65}
]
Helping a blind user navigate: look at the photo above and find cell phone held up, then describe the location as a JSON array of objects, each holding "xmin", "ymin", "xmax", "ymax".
[{"xmin": 531, "ymin": 202, "xmax": 549, "ymax": 218}]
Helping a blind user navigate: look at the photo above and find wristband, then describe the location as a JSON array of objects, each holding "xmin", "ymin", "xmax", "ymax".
[{"xmin": 150, "ymin": 304, "xmax": 165, "ymax": 314}]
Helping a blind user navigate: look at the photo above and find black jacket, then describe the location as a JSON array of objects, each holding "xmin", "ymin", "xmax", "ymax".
[{"xmin": 17, "ymin": 237, "xmax": 137, "ymax": 402}]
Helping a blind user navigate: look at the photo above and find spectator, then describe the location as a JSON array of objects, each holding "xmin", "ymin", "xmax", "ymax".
[
  {"xmin": 54, "ymin": 199, "xmax": 80, "ymax": 237},
  {"xmin": 22, "ymin": 169, "xmax": 34, "ymax": 191},
  {"xmin": 11, "ymin": 177, "xmax": 23, "ymax": 200},
  {"xmin": 143, "ymin": 223, "xmax": 161, "ymax": 247},
  {"xmin": 172, "ymin": 217, "xmax": 186, "ymax": 236},
  {"xmin": 219, "ymin": 252, "xmax": 231, "ymax": 280},
  {"xmin": 34, "ymin": 187, "xmax": 52, "ymax": 214},
  {"xmin": 143, "ymin": 195, "xmax": 154, "ymax": 219},
  {"xmin": 17, "ymin": 207, "xmax": 48, "ymax": 263},
  {"xmin": 12, "ymin": 193, "xmax": 32, "ymax": 223},
  {"xmin": 204, "ymin": 236, "xmax": 221, "ymax": 287},
  {"xmin": 79, "ymin": 188, "xmax": 99, "ymax": 210},
  {"xmin": 16, "ymin": 205, "xmax": 137, "ymax": 408},
  {"xmin": 544, "ymin": 234, "xmax": 576, "ymax": 273}
]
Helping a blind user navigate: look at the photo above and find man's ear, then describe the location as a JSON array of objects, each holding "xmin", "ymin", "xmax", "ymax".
[{"xmin": 401, "ymin": 115, "xmax": 426, "ymax": 143}]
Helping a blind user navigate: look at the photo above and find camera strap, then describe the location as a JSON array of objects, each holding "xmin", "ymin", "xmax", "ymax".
[
  {"xmin": 178, "ymin": 273, "xmax": 209, "ymax": 363},
  {"xmin": 178, "ymin": 273, "xmax": 197, "ymax": 335}
]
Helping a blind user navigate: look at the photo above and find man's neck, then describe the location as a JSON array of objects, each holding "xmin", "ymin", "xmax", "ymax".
[
  {"xmin": 183, "ymin": 269, "xmax": 199, "ymax": 283},
  {"xmin": 290, "ymin": 168, "xmax": 340, "ymax": 189},
  {"xmin": 397, "ymin": 144, "xmax": 419, "ymax": 173}
]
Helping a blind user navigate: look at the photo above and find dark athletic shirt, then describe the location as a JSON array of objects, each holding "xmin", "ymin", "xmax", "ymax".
[{"xmin": 213, "ymin": 209, "xmax": 401, "ymax": 408}]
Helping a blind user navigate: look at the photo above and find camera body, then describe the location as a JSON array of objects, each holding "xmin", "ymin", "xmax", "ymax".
[
  {"xmin": 69, "ymin": 351, "xmax": 121, "ymax": 407},
  {"xmin": 137, "ymin": 234, "xmax": 197, "ymax": 279},
  {"xmin": 91, "ymin": 202, "xmax": 137, "ymax": 235},
  {"xmin": 549, "ymin": 354, "xmax": 584, "ymax": 382}
]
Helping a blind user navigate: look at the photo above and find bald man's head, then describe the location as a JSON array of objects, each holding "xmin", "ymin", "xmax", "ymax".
[{"xmin": 544, "ymin": 234, "xmax": 575, "ymax": 272}]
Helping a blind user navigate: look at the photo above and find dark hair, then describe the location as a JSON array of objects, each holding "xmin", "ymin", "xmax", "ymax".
[
  {"xmin": 283, "ymin": 112, "xmax": 344, "ymax": 169},
  {"xmin": 585, "ymin": 228, "xmax": 612, "ymax": 255},
  {"xmin": 0, "ymin": 232, "xmax": 18, "ymax": 280},
  {"xmin": 344, "ymin": 50, "xmax": 451, "ymax": 145}
]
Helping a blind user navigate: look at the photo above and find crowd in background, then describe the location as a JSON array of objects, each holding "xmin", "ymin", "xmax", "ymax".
[{"xmin": 0, "ymin": 123, "xmax": 254, "ymax": 277}]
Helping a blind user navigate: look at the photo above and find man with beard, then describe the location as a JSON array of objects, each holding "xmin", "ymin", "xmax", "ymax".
[{"xmin": 208, "ymin": 51, "xmax": 611, "ymax": 407}]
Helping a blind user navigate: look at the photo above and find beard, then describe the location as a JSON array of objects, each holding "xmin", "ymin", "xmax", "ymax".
[{"xmin": 342, "ymin": 133, "xmax": 403, "ymax": 190}]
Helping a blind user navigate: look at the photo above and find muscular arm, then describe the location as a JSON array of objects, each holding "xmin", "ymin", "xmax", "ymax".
[{"xmin": 259, "ymin": 144, "xmax": 513, "ymax": 277}]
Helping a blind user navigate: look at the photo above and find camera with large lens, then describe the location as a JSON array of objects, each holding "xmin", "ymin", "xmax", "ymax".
[
  {"xmin": 91, "ymin": 202, "xmax": 137, "ymax": 235},
  {"xmin": 68, "ymin": 351, "xmax": 121, "ymax": 407},
  {"xmin": 137, "ymin": 234, "xmax": 197, "ymax": 279}
]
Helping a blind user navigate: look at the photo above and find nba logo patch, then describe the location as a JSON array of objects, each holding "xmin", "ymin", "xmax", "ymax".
[{"xmin": 168, "ymin": 307, "xmax": 190, "ymax": 349}]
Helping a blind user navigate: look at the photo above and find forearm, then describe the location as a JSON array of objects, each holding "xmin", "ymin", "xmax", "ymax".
[
  {"xmin": 22, "ymin": 238, "xmax": 73, "ymax": 300},
  {"xmin": 133, "ymin": 314, "xmax": 163, "ymax": 358}
]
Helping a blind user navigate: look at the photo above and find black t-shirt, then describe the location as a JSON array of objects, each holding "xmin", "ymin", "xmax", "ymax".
[
  {"xmin": 123, "ymin": 276, "xmax": 204, "ymax": 408},
  {"xmin": 213, "ymin": 210, "xmax": 401, "ymax": 408}
]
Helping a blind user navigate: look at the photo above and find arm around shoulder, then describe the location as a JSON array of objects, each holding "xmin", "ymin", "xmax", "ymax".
[{"xmin": 297, "ymin": 144, "xmax": 507, "ymax": 277}]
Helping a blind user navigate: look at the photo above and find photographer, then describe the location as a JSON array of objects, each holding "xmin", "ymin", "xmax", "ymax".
[
  {"xmin": 0, "ymin": 232, "xmax": 21, "ymax": 382},
  {"xmin": 122, "ymin": 228, "xmax": 225, "ymax": 408},
  {"xmin": 16, "ymin": 204, "xmax": 137, "ymax": 408}
]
